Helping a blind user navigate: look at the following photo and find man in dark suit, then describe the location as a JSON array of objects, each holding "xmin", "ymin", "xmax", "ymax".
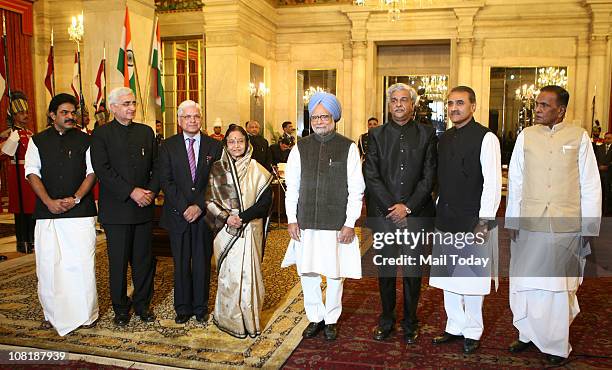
[
  {"xmin": 159, "ymin": 100, "xmax": 222, "ymax": 324},
  {"xmin": 270, "ymin": 136, "xmax": 293, "ymax": 165},
  {"xmin": 245, "ymin": 120, "xmax": 271, "ymax": 170},
  {"xmin": 91, "ymin": 87, "xmax": 159, "ymax": 327},
  {"xmin": 364, "ymin": 83, "xmax": 437, "ymax": 344},
  {"xmin": 595, "ymin": 131, "xmax": 612, "ymax": 214}
]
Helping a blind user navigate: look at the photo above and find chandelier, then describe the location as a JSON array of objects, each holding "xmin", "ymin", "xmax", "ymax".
[
  {"xmin": 303, "ymin": 86, "xmax": 327, "ymax": 104},
  {"xmin": 515, "ymin": 84, "xmax": 538, "ymax": 102},
  {"xmin": 354, "ymin": 0, "xmax": 431, "ymax": 22},
  {"xmin": 420, "ymin": 75, "xmax": 447, "ymax": 99},
  {"xmin": 536, "ymin": 67, "xmax": 567, "ymax": 88}
]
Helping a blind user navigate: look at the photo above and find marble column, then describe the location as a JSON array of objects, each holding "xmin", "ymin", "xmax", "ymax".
[
  {"xmin": 350, "ymin": 41, "xmax": 366, "ymax": 141},
  {"xmin": 574, "ymin": 36, "xmax": 590, "ymax": 129}
]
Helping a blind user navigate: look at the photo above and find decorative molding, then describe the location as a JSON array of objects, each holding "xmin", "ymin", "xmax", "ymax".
[{"xmin": 0, "ymin": 0, "xmax": 33, "ymax": 35}]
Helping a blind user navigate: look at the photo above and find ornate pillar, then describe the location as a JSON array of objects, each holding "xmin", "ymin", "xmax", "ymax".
[
  {"xmin": 574, "ymin": 36, "xmax": 590, "ymax": 128},
  {"xmin": 351, "ymin": 41, "xmax": 367, "ymax": 140},
  {"xmin": 586, "ymin": 2, "xmax": 612, "ymax": 132},
  {"xmin": 203, "ymin": 1, "xmax": 250, "ymax": 130},
  {"xmin": 272, "ymin": 43, "xmax": 291, "ymax": 138},
  {"xmin": 342, "ymin": 41, "xmax": 353, "ymax": 136},
  {"xmin": 346, "ymin": 11, "xmax": 369, "ymax": 140},
  {"xmin": 471, "ymin": 38, "xmax": 484, "ymax": 123},
  {"xmin": 454, "ymin": 7, "xmax": 479, "ymax": 87}
]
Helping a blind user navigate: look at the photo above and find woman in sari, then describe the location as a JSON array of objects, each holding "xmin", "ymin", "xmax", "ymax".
[{"xmin": 204, "ymin": 125, "xmax": 273, "ymax": 338}]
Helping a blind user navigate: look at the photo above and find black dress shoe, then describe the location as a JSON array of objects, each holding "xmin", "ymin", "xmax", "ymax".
[
  {"xmin": 302, "ymin": 321, "xmax": 325, "ymax": 338},
  {"xmin": 373, "ymin": 325, "xmax": 394, "ymax": 341},
  {"xmin": 324, "ymin": 324, "xmax": 338, "ymax": 341},
  {"xmin": 546, "ymin": 354, "xmax": 566, "ymax": 365},
  {"xmin": 403, "ymin": 331, "xmax": 418, "ymax": 344},
  {"xmin": 113, "ymin": 314, "xmax": 131, "ymax": 327},
  {"xmin": 508, "ymin": 339, "xmax": 532, "ymax": 353},
  {"xmin": 138, "ymin": 310, "xmax": 156, "ymax": 323},
  {"xmin": 195, "ymin": 313, "xmax": 209, "ymax": 323},
  {"xmin": 463, "ymin": 338, "xmax": 480, "ymax": 354},
  {"xmin": 175, "ymin": 314, "xmax": 191, "ymax": 324},
  {"xmin": 432, "ymin": 332, "xmax": 462, "ymax": 344}
]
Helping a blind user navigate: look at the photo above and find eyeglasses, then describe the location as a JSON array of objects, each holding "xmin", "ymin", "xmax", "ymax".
[
  {"xmin": 310, "ymin": 114, "xmax": 332, "ymax": 122},
  {"xmin": 180, "ymin": 114, "xmax": 201, "ymax": 120},
  {"xmin": 227, "ymin": 139, "xmax": 246, "ymax": 145}
]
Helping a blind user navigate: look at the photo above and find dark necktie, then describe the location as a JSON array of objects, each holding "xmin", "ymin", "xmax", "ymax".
[{"xmin": 187, "ymin": 138, "xmax": 196, "ymax": 182}]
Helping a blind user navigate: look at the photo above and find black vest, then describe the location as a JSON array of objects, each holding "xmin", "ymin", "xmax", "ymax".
[
  {"xmin": 435, "ymin": 119, "xmax": 488, "ymax": 232},
  {"xmin": 32, "ymin": 127, "xmax": 97, "ymax": 219},
  {"xmin": 297, "ymin": 132, "xmax": 352, "ymax": 230}
]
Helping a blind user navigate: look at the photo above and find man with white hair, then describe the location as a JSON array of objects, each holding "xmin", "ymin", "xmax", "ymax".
[
  {"xmin": 91, "ymin": 87, "xmax": 159, "ymax": 327},
  {"xmin": 159, "ymin": 100, "xmax": 222, "ymax": 324},
  {"xmin": 365, "ymin": 83, "xmax": 437, "ymax": 344},
  {"xmin": 282, "ymin": 92, "xmax": 365, "ymax": 341}
]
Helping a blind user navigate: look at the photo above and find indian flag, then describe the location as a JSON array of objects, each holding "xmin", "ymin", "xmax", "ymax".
[
  {"xmin": 150, "ymin": 17, "xmax": 164, "ymax": 112},
  {"xmin": 117, "ymin": 6, "xmax": 136, "ymax": 94}
]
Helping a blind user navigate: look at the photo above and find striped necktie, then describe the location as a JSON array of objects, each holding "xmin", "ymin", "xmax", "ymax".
[{"xmin": 187, "ymin": 138, "xmax": 196, "ymax": 182}]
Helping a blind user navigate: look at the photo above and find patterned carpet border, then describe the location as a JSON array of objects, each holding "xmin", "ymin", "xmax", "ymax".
[{"xmin": 0, "ymin": 230, "xmax": 310, "ymax": 369}]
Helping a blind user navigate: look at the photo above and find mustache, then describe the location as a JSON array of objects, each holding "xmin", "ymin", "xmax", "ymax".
[{"xmin": 65, "ymin": 119, "xmax": 76, "ymax": 124}]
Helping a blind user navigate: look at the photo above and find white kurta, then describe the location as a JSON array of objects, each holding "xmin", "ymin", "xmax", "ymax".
[
  {"xmin": 25, "ymin": 140, "xmax": 99, "ymax": 336},
  {"xmin": 505, "ymin": 123, "xmax": 601, "ymax": 357},
  {"xmin": 281, "ymin": 142, "xmax": 365, "ymax": 279},
  {"xmin": 429, "ymin": 132, "xmax": 502, "ymax": 295}
]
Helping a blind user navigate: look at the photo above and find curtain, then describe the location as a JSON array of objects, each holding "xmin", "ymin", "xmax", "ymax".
[{"xmin": 0, "ymin": 10, "xmax": 36, "ymax": 132}]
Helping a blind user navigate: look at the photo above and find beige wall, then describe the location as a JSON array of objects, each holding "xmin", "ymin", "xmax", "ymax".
[
  {"xmin": 31, "ymin": 0, "xmax": 612, "ymax": 137},
  {"xmin": 33, "ymin": 0, "xmax": 157, "ymax": 132}
]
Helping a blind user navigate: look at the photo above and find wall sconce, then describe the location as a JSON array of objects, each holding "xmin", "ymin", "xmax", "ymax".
[{"xmin": 249, "ymin": 82, "xmax": 269, "ymax": 99}]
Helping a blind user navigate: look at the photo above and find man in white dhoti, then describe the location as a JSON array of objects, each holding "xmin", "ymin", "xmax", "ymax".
[
  {"xmin": 505, "ymin": 85, "xmax": 601, "ymax": 365},
  {"xmin": 25, "ymin": 93, "xmax": 99, "ymax": 336},
  {"xmin": 429, "ymin": 86, "xmax": 502, "ymax": 354},
  {"xmin": 282, "ymin": 92, "xmax": 365, "ymax": 341}
]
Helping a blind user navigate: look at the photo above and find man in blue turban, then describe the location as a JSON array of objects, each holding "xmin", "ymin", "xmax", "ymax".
[{"xmin": 282, "ymin": 92, "xmax": 365, "ymax": 341}]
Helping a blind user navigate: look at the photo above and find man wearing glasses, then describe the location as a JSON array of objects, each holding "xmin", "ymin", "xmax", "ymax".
[
  {"xmin": 283, "ymin": 92, "xmax": 364, "ymax": 341},
  {"xmin": 91, "ymin": 87, "xmax": 160, "ymax": 327},
  {"xmin": 159, "ymin": 100, "xmax": 222, "ymax": 324}
]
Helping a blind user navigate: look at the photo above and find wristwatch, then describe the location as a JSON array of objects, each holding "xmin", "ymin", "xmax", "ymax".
[
  {"xmin": 405, "ymin": 206, "xmax": 412, "ymax": 215},
  {"xmin": 73, "ymin": 196, "xmax": 81, "ymax": 205}
]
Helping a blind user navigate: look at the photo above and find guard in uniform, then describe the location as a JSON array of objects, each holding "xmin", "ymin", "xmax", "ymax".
[{"xmin": 0, "ymin": 91, "xmax": 37, "ymax": 253}]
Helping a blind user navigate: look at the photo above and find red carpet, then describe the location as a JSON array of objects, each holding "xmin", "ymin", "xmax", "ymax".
[{"xmin": 283, "ymin": 276, "xmax": 611, "ymax": 369}]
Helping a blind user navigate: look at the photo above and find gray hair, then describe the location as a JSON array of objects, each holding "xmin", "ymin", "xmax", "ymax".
[
  {"xmin": 177, "ymin": 100, "xmax": 201, "ymax": 117},
  {"xmin": 108, "ymin": 87, "xmax": 135, "ymax": 105},
  {"xmin": 386, "ymin": 83, "xmax": 417, "ymax": 104}
]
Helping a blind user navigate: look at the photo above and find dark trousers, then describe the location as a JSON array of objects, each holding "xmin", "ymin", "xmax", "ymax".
[
  {"xmin": 377, "ymin": 243, "xmax": 423, "ymax": 333},
  {"xmin": 168, "ymin": 221, "xmax": 213, "ymax": 316},
  {"xmin": 14, "ymin": 213, "xmax": 35, "ymax": 252},
  {"xmin": 104, "ymin": 222, "xmax": 156, "ymax": 315}
]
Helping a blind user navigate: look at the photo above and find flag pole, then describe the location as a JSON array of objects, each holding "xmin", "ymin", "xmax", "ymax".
[
  {"xmin": 103, "ymin": 44, "xmax": 107, "ymax": 108},
  {"xmin": 132, "ymin": 53, "xmax": 146, "ymax": 121},
  {"xmin": 51, "ymin": 28, "xmax": 55, "ymax": 96},
  {"xmin": 142, "ymin": 16, "xmax": 156, "ymax": 123}
]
